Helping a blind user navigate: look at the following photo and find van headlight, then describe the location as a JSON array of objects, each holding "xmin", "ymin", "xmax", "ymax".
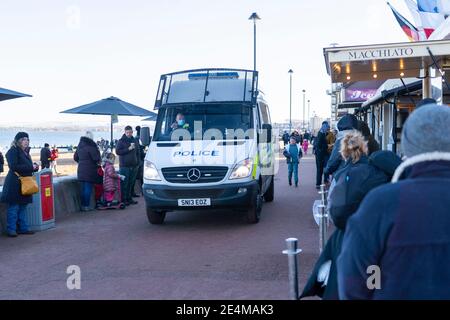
[
  {"xmin": 144, "ymin": 161, "xmax": 161, "ymax": 181},
  {"xmin": 229, "ymin": 158, "xmax": 253, "ymax": 180}
]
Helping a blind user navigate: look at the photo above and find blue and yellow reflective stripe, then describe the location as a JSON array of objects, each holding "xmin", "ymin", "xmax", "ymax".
[{"xmin": 252, "ymin": 154, "xmax": 259, "ymax": 179}]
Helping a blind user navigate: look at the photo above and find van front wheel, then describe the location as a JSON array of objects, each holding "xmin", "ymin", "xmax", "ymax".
[
  {"xmin": 246, "ymin": 185, "xmax": 263, "ymax": 224},
  {"xmin": 263, "ymin": 176, "xmax": 275, "ymax": 202},
  {"xmin": 146, "ymin": 208, "xmax": 166, "ymax": 225}
]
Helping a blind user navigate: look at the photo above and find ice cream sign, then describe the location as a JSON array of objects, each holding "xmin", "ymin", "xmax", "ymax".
[{"xmin": 345, "ymin": 88, "xmax": 377, "ymax": 102}]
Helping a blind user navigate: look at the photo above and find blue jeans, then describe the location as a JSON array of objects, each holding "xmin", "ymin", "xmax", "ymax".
[
  {"xmin": 288, "ymin": 162, "xmax": 299, "ymax": 185},
  {"xmin": 7, "ymin": 204, "xmax": 29, "ymax": 234},
  {"xmin": 81, "ymin": 182, "xmax": 93, "ymax": 208}
]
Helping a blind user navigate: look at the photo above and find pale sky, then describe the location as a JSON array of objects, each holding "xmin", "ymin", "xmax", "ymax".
[{"xmin": 0, "ymin": 0, "xmax": 412, "ymax": 127}]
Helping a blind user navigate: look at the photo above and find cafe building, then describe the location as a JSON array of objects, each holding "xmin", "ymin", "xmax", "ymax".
[{"xmin": 324, "ymin": 39, "xmax": 450, "ymax": 155}]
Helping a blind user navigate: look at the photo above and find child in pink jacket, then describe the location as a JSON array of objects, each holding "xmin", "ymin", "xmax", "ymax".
[
  {"xmin": 302, "ymin": 139, "xmax": 309, "ymax": 155},
  {"xmin": 102, "ymin": 153, "xmax": 121, "ymax": 204}
]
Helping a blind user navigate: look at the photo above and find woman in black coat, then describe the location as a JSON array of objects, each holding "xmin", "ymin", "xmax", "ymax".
[
  {"xmin": 74, "ymin": 132, "xmax": 101, "ymax": 212},
  {"xmin": 0, "ymin": 132, "xmax": 39, "ymax": 237},
  {"xmin": 301, "ymin": 131, "xmax": 401, "ymax": 300}
]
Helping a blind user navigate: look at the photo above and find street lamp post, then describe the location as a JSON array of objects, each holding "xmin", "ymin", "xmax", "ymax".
[
  {"xmin": 307, "ymin": 99, "xmax": 311, "ymax": 131},
  {"xmin": 302, "ymin": 90, "xmax": 306, "ymax": 131},
  {"xmin": 249, "ymin": 12, "xmax": 261, "ymax": 71},
  {"xmin": 289, "ymin": 69, "xmax": 294, "ymax": 133}
]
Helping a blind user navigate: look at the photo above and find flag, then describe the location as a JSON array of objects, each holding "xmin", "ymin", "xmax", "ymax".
[
  {"xmin": 388, "ymin": 2, "xmax": 421, "ymax": 41},
  {"xmin": 405, "ymin": 0, "xmax": 428, "ymax": 40},
  {"xmin": 417, "ymin": 0, "xmax": 439, "ymax": 13},
  {"xmin": 416, "ymin": 0, "xmax": 446, "ymax": 37}
]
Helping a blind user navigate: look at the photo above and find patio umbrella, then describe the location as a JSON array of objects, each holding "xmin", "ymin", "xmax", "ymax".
[
  {"xmin": 142, "ymin": 114, "xmax": 158, "ymax": 121},
  {"xmin": 60, "ymin": 96, "xmax": 156, "ymax": 147},
  {"xmin": 0, "ymin": 87, "xmax": 32, "ymax": 102}
]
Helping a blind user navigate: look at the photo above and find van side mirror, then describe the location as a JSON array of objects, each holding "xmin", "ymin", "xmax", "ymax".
[
  {"xmin": 261, "ymin": 124, "xmax": 272, "ymax": 143},
  {"xmin": 140, "ymin": 127, "xmax": 152, "ymax": 146}
]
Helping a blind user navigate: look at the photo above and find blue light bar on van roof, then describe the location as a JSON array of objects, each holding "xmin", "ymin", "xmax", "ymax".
[{"xmin": 188, "ymin": 72, "xmax": 240, "ymax": 80}]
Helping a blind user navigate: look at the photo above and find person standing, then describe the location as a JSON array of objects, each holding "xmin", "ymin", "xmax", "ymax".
[
  {"xmin": 302, "ymin": 139, "xmax": 309, "ymax": 155},
  {"xmin": 337, "ymin": 104, "xmax": 450, "ymax": 300},
  {"xmin": 301, "ymin": 132, "xmax": 401, "ymax": 300},
  {"xmin": 74, "ymin": 131, "xmax": 102, "ymax": 212},
  {"xmin": 358, "ymin": 121, "xmax": 380, "ymax": 155},
  {"xmin": 324, "ymin": 114, "xmax": 359, "ymax": 178},
  {"xmin": 314, "ymin": 121, "xmax": 331, "ymax": 190},
  {"xmin": 0, "ymin": 132, "xmax": 39, "ymax": 237},
  {"xmin": 0, "ymin": 151, "xmax": 4, "ymax": 175},
  {"xmin": 326, "ymin": 129, "xmax": 337, "ymax": 155},
  {"xmin": 290, "ymin": 130, "xmax": 302, "ymax": 144},
  {"xmin": 282, "ymin": 131, "xmax": 290, "ymax": 146},
  {"xmin": 134, "ymin": 126, "xmax": 146, "ymax": 197},
  {"xmin": 116, "ymin": 126, "xmax": 140, "ymax": 206},
  {"xmin": 283, "ymin": 137, "xmax": 303, "ymax": 187},
  {"xmin": 50, "ymin": 146, "xmax": 59, "ymax": 175},
  {"xmin": 40, "ymin": 143, "xmax": 51, "ymax": 170}
]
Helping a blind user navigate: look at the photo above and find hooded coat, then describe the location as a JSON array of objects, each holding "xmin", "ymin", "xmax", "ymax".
[
  {"xmin": 1, "ymin": 146, "xmax": 35, "ymax": 205},
  {"xmin": 74, "ymin": 137, "xmax": 102, "ymax": 184},
  {"xmin": 300, "ymin": 151, "xmax": 401, "ymax": 300},
  {"xmin": 103, "ymin": 160, "xmax": 119, "ymax": 192},
  {"xmin": 338, "ymin": 159, "xmax": 450, "ymax": 300}
]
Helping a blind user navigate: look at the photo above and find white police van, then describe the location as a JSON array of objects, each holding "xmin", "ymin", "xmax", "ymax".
[{"xmin": 140, "ymin": 68, "xmax": 276, "ymax": 224}]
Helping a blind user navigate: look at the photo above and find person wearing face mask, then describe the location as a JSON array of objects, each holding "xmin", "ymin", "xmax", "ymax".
[{"xmin": 171, "ymin": 113, "xmax": 190, "ymax": 131}]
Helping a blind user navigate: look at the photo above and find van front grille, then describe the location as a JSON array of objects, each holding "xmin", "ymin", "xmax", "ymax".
[{"xmin": 161, "ymin": 166, "xmax": 229, "ymax": 184}]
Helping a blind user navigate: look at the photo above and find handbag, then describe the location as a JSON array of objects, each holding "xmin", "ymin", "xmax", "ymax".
[{"xmin": 15, "ymin": 172, "xmax": 39, "ymax": 196}]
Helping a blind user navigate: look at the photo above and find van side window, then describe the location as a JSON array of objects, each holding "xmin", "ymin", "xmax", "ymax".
[
  {"xmin": 256, "ymin": 105, "xmax": 262, "ymax": 129},
  {"xmin": 260, "ymin": 103, "xmax": 271, "ymax": 124}
]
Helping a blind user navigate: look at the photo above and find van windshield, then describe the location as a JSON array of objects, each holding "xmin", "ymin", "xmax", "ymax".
[{"xmin": 153, "ymin": 104, "xmax": 254, "ymax": 141}]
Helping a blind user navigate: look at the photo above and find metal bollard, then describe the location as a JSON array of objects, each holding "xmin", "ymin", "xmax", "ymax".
[
  {"xmin": 319, "ymin": 184, "xmax": 328, "ymax": 207},
  {"xmin": 282, "ymin": 238, "xmax": 302, "ymax": 300},
  {"xmin": 318, "ymin": 205, "xmax": 328, "ymax": 253}
]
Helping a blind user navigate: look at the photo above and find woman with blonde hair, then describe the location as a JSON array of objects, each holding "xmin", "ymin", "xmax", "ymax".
[{"xmin": 301, "ymin": 129, "xmax": 401, "ymax": 300}]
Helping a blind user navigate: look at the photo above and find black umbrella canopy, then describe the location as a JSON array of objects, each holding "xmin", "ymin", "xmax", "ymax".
[
  {"xmin": 61, "ymin": 96, "xmax": 155, "ymax": 116},
  {"xmin": 61, "ymin": 96, "xmax": 156, "ymax": 148},
  {"xmin": 0, "ymin": 87, "xmax": 32, "ymax": 102},
  {"xmin": 142, "ymin": 114, "xmax": 158, "ymax": 121}
]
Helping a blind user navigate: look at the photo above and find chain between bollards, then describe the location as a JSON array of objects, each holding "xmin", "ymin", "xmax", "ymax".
[{"xmin": 283, "ymin": 238, "xmax": 302, "ymax": 300}]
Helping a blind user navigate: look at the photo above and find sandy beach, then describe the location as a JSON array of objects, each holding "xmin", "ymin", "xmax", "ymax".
[{"xmin": 0, "ymin": 152, "xmax": 78, "ymax": 186}]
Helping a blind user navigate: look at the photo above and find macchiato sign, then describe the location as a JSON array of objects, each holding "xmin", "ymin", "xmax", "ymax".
[{"xmin": 348, "ymin": 48, "xmax": 414, "ymax": 60}]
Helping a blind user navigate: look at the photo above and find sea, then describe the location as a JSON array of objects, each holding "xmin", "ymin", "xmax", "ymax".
[{"xmin": 0, "ymin": 129, "xmax": 119, "ymax": 154}]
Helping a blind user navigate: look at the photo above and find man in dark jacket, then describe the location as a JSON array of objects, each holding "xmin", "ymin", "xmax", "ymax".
[
  {"xmin": 324, "ymin": 114, "xmax": 358, "ymax": 178},
  {"xmin": 40, "ymin": 143, "xmax": 51, "ymax": 170},
  {"xmin": 314, "ymin": 121, "xmax": 330, "ymax": 189},
  {"xmin": 338, "ymin": 104, "xmax": 450, "ymax": 300},
  {"xmin": 115, "ymin": 126, "xmax": 140, "ymax": 205},
  {"xmin": 282, "ymin": 131, "xmax": 290, "ymax": 146}
]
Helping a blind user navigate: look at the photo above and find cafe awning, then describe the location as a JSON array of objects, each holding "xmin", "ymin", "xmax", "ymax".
[{"xmin": 324, "ymin": 39, "xmax": 450, "ymax": 83}]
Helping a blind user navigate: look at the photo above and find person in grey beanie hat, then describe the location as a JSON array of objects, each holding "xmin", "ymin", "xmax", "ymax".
[
  {"xmin": 401, "ymin": 104, "xmax": 450, "ymax": 158},
  {"xmin": 337, "ymin": 104, "xmax": 450, "ymax": 300}
]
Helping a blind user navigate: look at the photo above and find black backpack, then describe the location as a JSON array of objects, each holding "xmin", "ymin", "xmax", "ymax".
[{"xmin": 328, "ymin": 161, "xmax": 386, "ymax": 230}]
